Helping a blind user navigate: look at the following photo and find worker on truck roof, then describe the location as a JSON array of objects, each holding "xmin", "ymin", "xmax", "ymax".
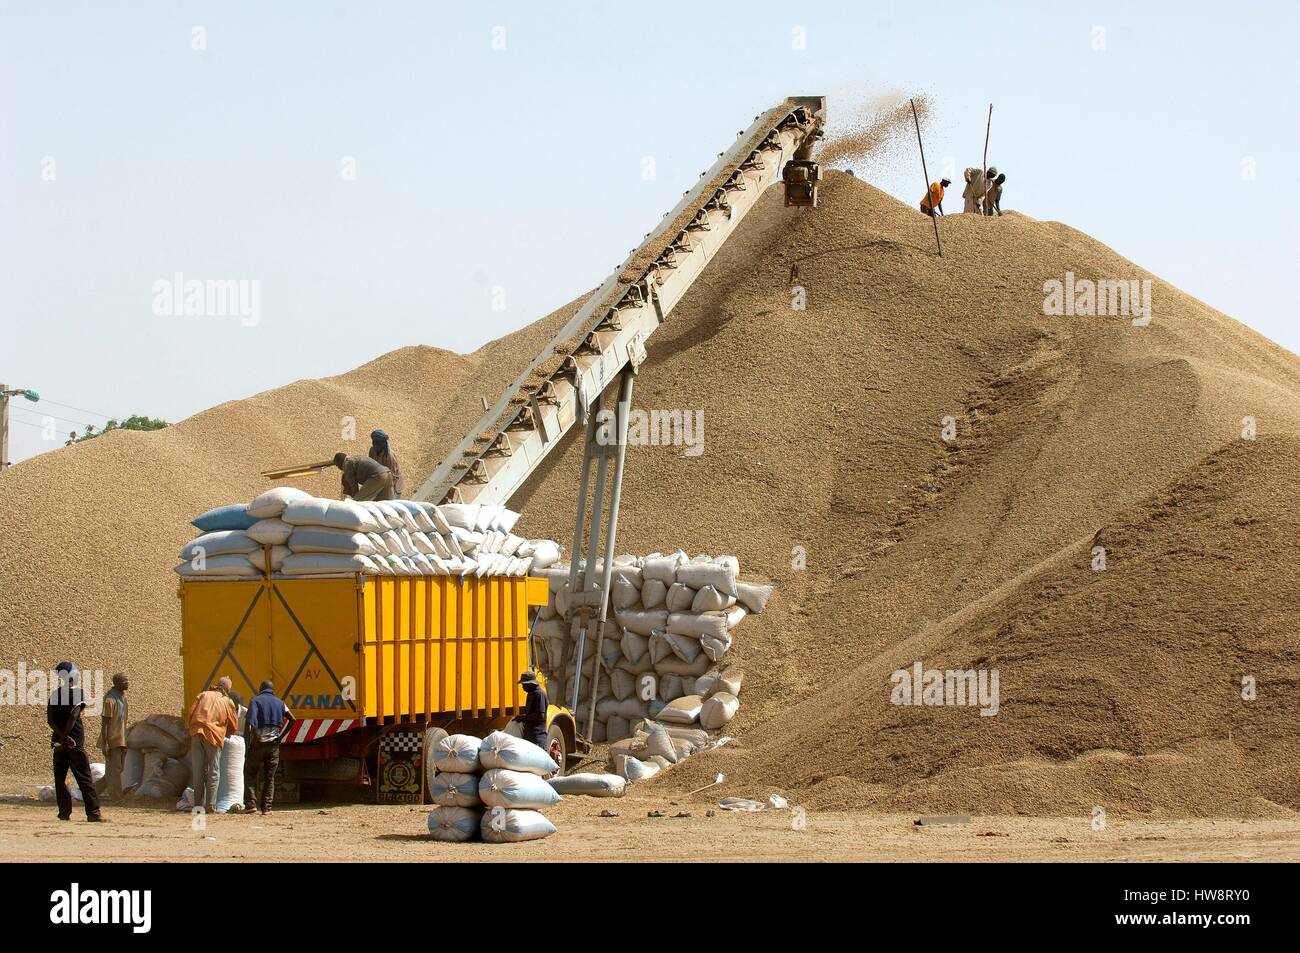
[
  {"xmin": 920, "ymin": 178, "xmax": 951, "ymax": 217},
  {"xmin": 514, "ymin": 671, "xmax": 549, "ymax": 754},
  {"xmin": 334, "ymin": 452, "xmax": 394, "ymax": 501},
  {"xmin": 367, "ymin": 429, "xmax": 404, "ymax": 498}
]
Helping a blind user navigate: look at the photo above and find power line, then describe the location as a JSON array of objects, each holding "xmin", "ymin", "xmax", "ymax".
[
  {"xmin": 9, "ymin": 417, "xmax": 60, "ymax": 431},
  {"xmin": 31, "ymin": 396, "xmax": 114, "ymax": 419},
  {"xmin": 11, "ymin": 407, "xmax": 92, "ymax": 428}
]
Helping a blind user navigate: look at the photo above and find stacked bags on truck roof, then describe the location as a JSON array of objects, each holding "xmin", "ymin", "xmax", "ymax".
[
  {"xmin": 177, "ymin": 488, "xmax": 562, "ymax": 580},
  {"xmin": 425, "ymin": 730, "xmax": 562, "ymax": 843},
  {"xmin": 533, "ymin": 551, "xmax": 768, "ymax": 746}
]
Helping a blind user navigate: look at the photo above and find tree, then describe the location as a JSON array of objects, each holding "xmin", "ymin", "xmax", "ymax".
[{"xmin": 73, "ymin": 415, "xmax": 169, "ymax": 443}]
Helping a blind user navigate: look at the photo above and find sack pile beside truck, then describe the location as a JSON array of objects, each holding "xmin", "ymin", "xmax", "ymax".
[{"xmin": 534, "ymin": 551, "xmax": 769, "ymax": 743}]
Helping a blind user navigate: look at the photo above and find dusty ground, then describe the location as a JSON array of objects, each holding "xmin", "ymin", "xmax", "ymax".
[{"xmin": 3, "ymin": 777, "xmax": 1297, "ymax": 862}]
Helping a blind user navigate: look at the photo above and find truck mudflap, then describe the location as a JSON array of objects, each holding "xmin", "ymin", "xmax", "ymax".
[{"xmin": 282, "ymin": 718, "xmax": 358, "ymax": 744}]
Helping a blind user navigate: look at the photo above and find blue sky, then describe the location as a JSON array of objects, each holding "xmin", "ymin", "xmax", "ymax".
[{"xmin": 2, "ymin": 0, "xmax": 1295, "ymax": 463}]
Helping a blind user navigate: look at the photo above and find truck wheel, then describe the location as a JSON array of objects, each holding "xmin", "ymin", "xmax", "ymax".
[{"xmin": 546, "ymin": 724, "xmax": 568, "ymax": 776}]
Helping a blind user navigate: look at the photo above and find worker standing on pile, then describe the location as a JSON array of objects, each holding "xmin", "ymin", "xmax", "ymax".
[
  {"xmin": 920, "ymin": 178, "xmax": 951, "ymax": 217},
  {"xmin": 47, "ymin": 662, "xmax": 105, "ymax": 822},
  {"xmin": 186, "ymin": 676, "xmax": 238, "ymax": 814},
  {"xmin": 242, "ymin": 680, "xmax": 295, "ymax": 816},
  {"xmin": 983, "ymin": 173, "xmax": 1007, "ymax": 216},
  {"xmin": 96, "ymin": 672, "xmax": 129, "ymax": 801},
  {"xmin": 334, "ymin": 451, "xmax": 394, "ymax": 501},
  {"xmin": 962, "ymin": 166, "xmax": 997, "ymax": 213},
  {"xmin": 368, "ymin": 429, "xmax": 404, "ymax": 497},
  {"xmin": 514, "ymin": 672, "xmax": 549, "ymax": 753}
]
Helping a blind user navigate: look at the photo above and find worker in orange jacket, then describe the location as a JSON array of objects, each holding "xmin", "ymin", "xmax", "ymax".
[{"xmin": 920, "ymin": 178, "xmax": 951, "ymax": 217}]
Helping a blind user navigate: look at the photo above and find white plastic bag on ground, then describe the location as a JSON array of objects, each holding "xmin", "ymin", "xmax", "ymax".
[
  {"xmin": 434, "ymin": 734, "xmax": 482, "ymax": 773},
  {"xmin": 215, "ymin": 735, "xmax": 245, "ymax": 813},
  {"xmin": 478, "ymin": 768, "xmax": 563, "ymax": 809},
  {"xmin": 480, "ymin": 808, "xmax": 556, "ymax": 843},
  {"xmin": 478, "ymin": 731, "xmax": 558, "ymax": 776},
  {"xmin": 429, "ymin": 772, "xmax": 482, "ymax": 807},
  {"xmin": 700, "ymin": 692, "xmax": 740, "ymax": 730},
  {"xmin": 548, "ymin": 773, "xmax": 627, "ymax": 797},
  {"xmin": 427, "ymin": 806, "xmax": 482, "ymax": 842}
]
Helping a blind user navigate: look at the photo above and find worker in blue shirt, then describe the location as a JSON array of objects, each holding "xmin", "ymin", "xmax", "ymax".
[{"xmin": 240, "ymin": 680, "xmax": 295, "ymax": 815}]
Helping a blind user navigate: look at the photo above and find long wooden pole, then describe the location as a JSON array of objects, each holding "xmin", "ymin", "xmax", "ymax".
[
  {"xmin": 982, "ymin": 103, "xmax": 993, "ymax": 180},
  {"xmin": 911, "ymin": 99, "xmax": 942, "ymax": 258}
]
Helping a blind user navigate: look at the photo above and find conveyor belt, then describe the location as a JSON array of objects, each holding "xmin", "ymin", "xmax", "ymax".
[{"xmin": 413, "ymin": 96, "xmax": 826, "ymax": 505}]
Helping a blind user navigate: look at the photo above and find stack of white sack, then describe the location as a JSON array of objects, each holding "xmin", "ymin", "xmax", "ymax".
[
  {"xmin": 533, "ymin": 550, "xmax": 768, "ymax": 743},
  {"xmin": 606, "ymin": 710, "xmax": 735, "ymax": 781},
  {"xmin": 174, "ymin": 733, "xmax": 245, "ymax": 813},
  {"xmin": 36, "ymin": 762, "xmax": 105, "ymax": 802},
  {"xmin": 425, "ymin": 731, "xmax": 561, "ymax": 843},
  {"xmin": 176, "ymin": 488, "xmax": 562, "ymax": 580},
  {"xmin": 121, "ymin": 715, "xmax": 192, "ymax": 800}
]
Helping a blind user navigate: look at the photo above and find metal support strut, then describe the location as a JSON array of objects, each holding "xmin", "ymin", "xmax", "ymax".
[{"xmin": 566, "ymin": 366, "xmax": 636, "ymax": 747}]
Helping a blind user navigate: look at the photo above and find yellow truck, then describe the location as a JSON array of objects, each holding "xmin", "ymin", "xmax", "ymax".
[{"xmin": 178, "ymin": 571, "xmax": 576, "ymax": 802}]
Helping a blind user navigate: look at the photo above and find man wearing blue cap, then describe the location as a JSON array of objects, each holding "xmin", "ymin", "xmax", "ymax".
[
  {"xmin": 368, "ymin": 430, "xmax": 405, "ymax": 498},
  {"xmin": 47, "ymin": 662, "xmax": 105, "ymax": 822}
]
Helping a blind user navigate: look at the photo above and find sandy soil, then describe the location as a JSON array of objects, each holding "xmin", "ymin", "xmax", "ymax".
[{"xmin": 3, "ymin": 781, "xmax": 1297, "ymax": 862}]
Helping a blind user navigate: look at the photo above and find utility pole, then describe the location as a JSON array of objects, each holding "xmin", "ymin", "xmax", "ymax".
[{"xmin": 0, "ymin": 384, "xmax": 41, "ymax": 472}]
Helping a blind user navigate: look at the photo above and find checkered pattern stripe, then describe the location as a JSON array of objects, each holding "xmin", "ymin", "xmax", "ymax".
[{"xmin": 379, "ymin": 730, "xmax": 424, "ymax": 753}]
